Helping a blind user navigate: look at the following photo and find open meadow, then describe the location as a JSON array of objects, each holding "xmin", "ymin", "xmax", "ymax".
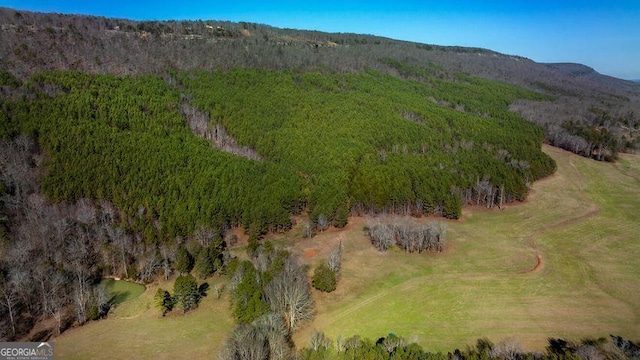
[
  {"xmin": 54, "ymin": 145, "xmax": 640, "ymax": 357},
  {"xmin": 54, "ymin": 278, "xmax": 234, "ymax": 360},
  {"xmin": 295, "ymin": 145, "xmax": 640, "ymax": 351}
]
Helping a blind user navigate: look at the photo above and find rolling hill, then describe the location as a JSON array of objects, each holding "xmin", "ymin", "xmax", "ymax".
[
  {"xmin": 1, "ymin": 6, "xmax": 639, "ymax": 159},
  {"xmin": 0, "ymin": 6, "xmax": 639, "ymax": 354}
]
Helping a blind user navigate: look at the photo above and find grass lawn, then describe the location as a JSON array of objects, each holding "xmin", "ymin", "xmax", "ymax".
[{"xmin": 54, "ymin": 145, "xmax": 640, "ymax": 357}]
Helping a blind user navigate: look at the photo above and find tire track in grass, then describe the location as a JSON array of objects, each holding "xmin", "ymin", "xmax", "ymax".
[
  {"xmin": 324, "ymin": 153, "xmax": 600, "ymax": 328},
  {"xmin": 322, "ymin": 272, "xmax": 496, "ymax": 328},
  {"xmin": 523, "ymin": 155, "xmax": 599, "ymax": 274}
]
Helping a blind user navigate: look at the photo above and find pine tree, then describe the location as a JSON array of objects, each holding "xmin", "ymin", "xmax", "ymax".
[
  {"xmin": 153, "ymin": 287, "xmax": 173, "ymax": 316},
  {"xmin": 194, "ymin": 248, "xmax": 215, "ymax": 279},
  {"xmin": 312, "ymin": 263, "xmax": 337, "ymax": 293},
  {"xmin": 175, "ymin": 248, "xmax": 194, "ymax": 274},
  {"xmin": 232, "ymin": 261, "xmax": 268, "ymax": 323},
  {"xmin": 173, "ymin": 274, "xmax": 200, "ymax": 313}
]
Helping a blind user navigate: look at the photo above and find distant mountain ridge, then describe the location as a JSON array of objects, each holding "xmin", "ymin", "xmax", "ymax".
[
  {"xmin": 0, "ymin": 6, "xmax": 639, "ymax": 156},
  {"xmin": 544, "ymin": 63, "xmax": 600, "ymax": 78}
]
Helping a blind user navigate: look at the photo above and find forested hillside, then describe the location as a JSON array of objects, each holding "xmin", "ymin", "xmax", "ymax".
[
  {"xmin": 3, "ymin": 69, "xmax": 554, "ymax": 236},
  {"xmin": 180, "ymin": 69, "xmax": 555, "ymax": 224},
  {"xmin": 0, "ymin": 66, "xmax": 554, "ymax": 339},
  {"xmin": 3, "ymin": 71, "xmax": 300, "ymax": 238},
  {"xmin": 1, "ymin": 7, "xmax": 639, "ymax": 159},
  {"xmin": 0, "ymin": 5, "xmax": 635, "ymax": 345}
]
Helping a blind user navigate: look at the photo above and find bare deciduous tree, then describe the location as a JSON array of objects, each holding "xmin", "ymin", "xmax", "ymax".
[
  {"xmin": 326, "ymin": 242, "xmax": 342, "ymax": 275},
  {"xmin": 491, "ymin": 337, "xmax": 525, "ymax": 360},
  {"xmin": 365, "ymin": 219, "xmax": 394, "ymax": 251},
  {"xmin": 264, "ymin": 257, "xmax": 314, "ymax": 331},
  {"xmin": 106, "ymin": 227, "xmax": 131, "ymax": 278},
  {"xmin": 575, "ymin": 345, "xmax": 604, "ymax": 360},
  {"xmin": 75, "ymin": 198, "xmax": 96, "ymax": 225},
  {"xmin": 139, "ymin": 251, "xmax": 161, "ymax": 282},
  {"xmin": 303, "ymin": 219, "xmax": 314, "ymax": 238},
  {"xmin": 308, "ymin": 330, "xmax": 332, "ymax": 351},
  {"xmin": 66, "ymin": 230, "xmax": 96, "ymax": 324},
  {"xmin": 0, "ymin": 273, "xmax": 18, "ymax": 336},
  {"xmin": 317, "ymin": 214, "xmax": 329, "ymax": 232},
  {"xmin": 44, "ymin": 271, "xmax": 68, "ymax": 335},
  {"xmin": 159, "ymin": 243, "xmax": 176, "ymax": 280},
  {"xmin": 194, "ymin": 225, "xmax": 217, "ymax": 248},
  {"xmin": 224, "ymin": 323, "xmax": 270, "ymax": 360},
  {"xmin": 253, "ymin": 313, "xmax": 292, "ymax": 360},
  {"xmin": 366, "ymin": 217, "xmax": 446, "ymax": 253}
]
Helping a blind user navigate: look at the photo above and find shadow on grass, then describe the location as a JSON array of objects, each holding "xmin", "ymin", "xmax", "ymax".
[
  {"xmin": 199, "ymin": 282, "xmax": 209, "ymax": 298},
  {"xmin": 109, "ymin": 290, "xmax": 132, "ymax": 306},
  {"xmin": 101, "ymin": 278, "xmax": 145, "ymax": 306}
]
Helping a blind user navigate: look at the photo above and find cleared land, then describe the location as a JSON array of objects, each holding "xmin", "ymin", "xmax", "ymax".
[
  {"xmin": 54, "ymin": 278, "xmax": 234, "ymax": 360},
  {"xmin": 100, "ymin": 279, "xmax": 146, "ymax": 305},
  {"xmin": 294, "ymin": 145, "xmax": 640, "ymax": 351},
  {"xmin": 55, "ymin": 145, "xmax": 640, "ymax": 357}
]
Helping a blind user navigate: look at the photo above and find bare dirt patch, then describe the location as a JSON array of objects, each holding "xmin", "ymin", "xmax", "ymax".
[
  {"xmin": 290, "ymin": 217, "xmax": 365, "ymax": 263},
  {"xmin": 303, "ymin": 249, "xmax": 317, "ymax": 258}
]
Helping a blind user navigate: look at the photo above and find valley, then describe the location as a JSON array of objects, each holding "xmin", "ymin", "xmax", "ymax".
[
  {"xmin": 0, "ymin": 6, "xmax": 639, "ymax": 359},
  {"xmin": 52, "ymin": 145, "xmax": 640, "ymax": 358}
]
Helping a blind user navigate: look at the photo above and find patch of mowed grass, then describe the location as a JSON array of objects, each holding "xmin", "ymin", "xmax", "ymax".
[
  {"xmin": 297, "ymin": 145, "xmax": 640, "ymax": 351},
  {"xmin": 54, "ymin": 277, "xmax": 234, "ymax": 360},
  {"xmin": 100, "ymin": 278, "xmax": 146, "ymax": 305}
]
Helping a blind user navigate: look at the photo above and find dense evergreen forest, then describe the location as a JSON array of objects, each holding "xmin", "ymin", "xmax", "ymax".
[
  {"xmin": 179, "ymin": 69, "xmax": 556, "ymax": 224},
  {"xmin": 3, "ymin": 68, "xmax": 555, "ymax": 237},
  {"xmin": 3, "ymin": 71, "xmax": 301, "ymax": 238}
]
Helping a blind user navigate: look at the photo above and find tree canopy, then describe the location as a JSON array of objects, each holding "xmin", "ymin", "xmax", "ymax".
[{"xmin": 1, "ymin": 68, "xmax": 555, "ymax": 242}]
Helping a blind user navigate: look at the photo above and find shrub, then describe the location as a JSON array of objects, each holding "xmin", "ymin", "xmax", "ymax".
[{"xmin": 312, "ymin": 263, "xmax": 336, "ymax": 292}]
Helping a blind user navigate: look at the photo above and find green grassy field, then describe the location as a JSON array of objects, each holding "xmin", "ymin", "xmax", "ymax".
[
  {"xmin": 54, "ymin": 278, "xmax": 234, "ymax": 360},
  {"xmin": 100, "ymin": 279, "xmax": 146, "ymax": 305},
  {"xmin": 54, "ymin": 145, "xmax": 639, "ymax": 357},
  {"xmin": 294, "ymin": 145, "xmax": 640, "ymax": 351}
]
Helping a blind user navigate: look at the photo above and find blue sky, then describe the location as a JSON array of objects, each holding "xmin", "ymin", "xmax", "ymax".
[{"xmin": 3, "ymin": 1, "xmax": 639, "ymax": 79}]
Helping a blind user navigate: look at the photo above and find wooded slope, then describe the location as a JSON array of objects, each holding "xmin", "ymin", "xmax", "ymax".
[
  {"xmin": 2, "ymin": 69, "xmax": 555, "ymax": 239},
  {"xmin": 1, "ymin": 7, "xmax": 639, "ymax": 158}
]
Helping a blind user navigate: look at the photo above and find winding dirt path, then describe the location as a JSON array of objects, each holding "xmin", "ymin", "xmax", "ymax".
[
  {"xmin": 523, "ymin": 155, "xmax": 600, "ymax": 274},
  {"xmin": 525, "ymin": 253, "xmax": 543, "ymax": 273},
  {"xmin": 319, "ymin": 153, "xmax": 603, "ymax": 330}
]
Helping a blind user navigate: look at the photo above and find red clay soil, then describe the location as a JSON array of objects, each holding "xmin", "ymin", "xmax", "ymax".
[
  {"xmin": 303, "ymin": 249, "xmax": 317, "ymax": 258},
  {"xmin": 525, "ymin": 252, "xmax": 544, "ymax": 273}
]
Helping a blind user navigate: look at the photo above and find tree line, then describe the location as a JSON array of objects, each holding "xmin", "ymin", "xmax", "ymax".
[{"xmin": 298, "ymin": 332, "xmax": 640, "ymax": 360}]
